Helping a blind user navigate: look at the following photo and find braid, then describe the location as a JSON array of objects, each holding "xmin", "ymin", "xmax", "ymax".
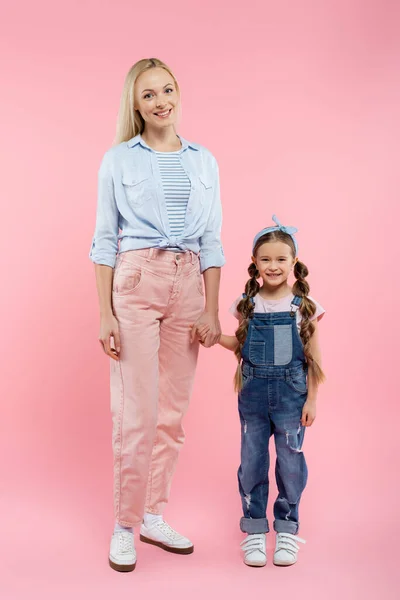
[
  {"xmin": 293, "ymin": 261, "xmax": 325, "ymax": 384},
  {"xmin": 233, "ymin": 263, "xmax": 260, "ymax": 392}
]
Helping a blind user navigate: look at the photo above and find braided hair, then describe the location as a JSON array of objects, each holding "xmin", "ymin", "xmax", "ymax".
[
  {"xmin": 233, "ymin": 261, "xmax": 260, "ymax": 391},
  {"xmin": 234, "ymin": 230, "xmax": 325, "ymax": 392}
]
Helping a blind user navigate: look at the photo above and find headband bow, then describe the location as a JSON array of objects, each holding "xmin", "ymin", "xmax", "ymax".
[{"xmin": 252, "ymin": 214, "xmax": 299, "ymax": 255}]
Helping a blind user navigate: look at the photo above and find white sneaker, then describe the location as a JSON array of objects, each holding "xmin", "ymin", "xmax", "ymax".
[
  {"xmin": 140, "ymin": 520, "xmax": 194, "ymax": 554},
  {"xmin": 273, "ymin": 533, "xmax": 306, "ymax": 566},
  {"xmin": 109, "ymin": 530, "xmax": 136, "ymax": 572},
  {"xmin": 240, "ymin": 533, "xmax": 267, "ymax": 567}
]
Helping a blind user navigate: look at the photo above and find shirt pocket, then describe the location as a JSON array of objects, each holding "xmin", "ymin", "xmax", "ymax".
[
  {"xmin": 198, "ymin": 173, "xmax": 213, "ymax": 206},
  {"xmin": 122, "ymin": 171, "xmax": 153, "ymax": 207}
]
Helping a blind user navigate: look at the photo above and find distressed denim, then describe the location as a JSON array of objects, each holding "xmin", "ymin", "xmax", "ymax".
[{"xmin": 238, "ymin": 297, "xmax": 308, "ymax": 535}]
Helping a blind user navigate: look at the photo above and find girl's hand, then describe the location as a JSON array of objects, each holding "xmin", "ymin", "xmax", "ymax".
[
  {"xmin": 188, "ymin": 323, "xmax": 209, "ymax": 346},
  {"xmin": 301, "ymin": 398, "xmax": 316, "ymax": 427},
  {"xmin": 190, "ymin": 311, "xmax": 221, "ymax": 347},
  {"xmin": 99, "ymin": 313, "xmax": 121, "ymax": 361}
]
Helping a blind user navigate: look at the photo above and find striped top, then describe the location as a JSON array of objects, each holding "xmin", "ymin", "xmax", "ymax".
[{"xmin": 156, "ymin": 151, "xmax": 191, "ymax": 240}]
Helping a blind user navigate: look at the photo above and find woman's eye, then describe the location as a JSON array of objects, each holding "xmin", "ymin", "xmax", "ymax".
[
  {"xmin": 143, "ymin": 93, "xmax": 153, "ymax": 100},
  {"xmin": 165, "ymin": 88, "xmax": 173, "ymax": 94}
]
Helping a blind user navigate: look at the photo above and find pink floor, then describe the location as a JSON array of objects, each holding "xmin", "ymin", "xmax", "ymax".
[{"xmin": 2, "ymin": 444, "xmax": 398, "ymax": 599}]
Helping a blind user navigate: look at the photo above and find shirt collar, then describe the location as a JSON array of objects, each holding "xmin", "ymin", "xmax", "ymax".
[{"xmin": 127, "ymin": 134, "xmax": 199, "ymax": 152}]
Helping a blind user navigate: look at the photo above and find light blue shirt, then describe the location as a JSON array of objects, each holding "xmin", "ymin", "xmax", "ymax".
[{"xmin": 89, "ymin": 134, "xmax": 225, "ymax": 273}]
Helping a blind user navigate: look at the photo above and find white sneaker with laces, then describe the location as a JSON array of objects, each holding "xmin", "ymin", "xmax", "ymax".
[
  {"xmin": 140, "ymin": 520, "xmax": 194, "ymax": 554},
  {"xmin": 240, "ymin": 533, "xmax": 267, "ymax": 567},
  {"xmin": 109, "ymin": 530, "xmax": 136, "ymax": 572},
  {"xmin": 273, "ymin": 532, "xmax": 306, "ymax": 566}
]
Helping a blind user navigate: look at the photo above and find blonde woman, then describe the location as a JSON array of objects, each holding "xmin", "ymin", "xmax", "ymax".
[{"xmin": 90, "ymin": 58, "xmax": 224, "ymax": 572}]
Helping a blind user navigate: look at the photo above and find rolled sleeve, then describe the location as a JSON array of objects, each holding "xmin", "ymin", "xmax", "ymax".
[
  {"xmin": 89, "ymin": 151, "xmax": 119, "ymax": 268},
  {"xmin": 199, "ymin": 159, "xmax": 225, "ymax": 273}
]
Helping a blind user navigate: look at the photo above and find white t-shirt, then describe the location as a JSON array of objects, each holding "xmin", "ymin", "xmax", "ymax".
[{"xmin": 229, "ymin": 293, "xmax": 325, "ymax": 332}]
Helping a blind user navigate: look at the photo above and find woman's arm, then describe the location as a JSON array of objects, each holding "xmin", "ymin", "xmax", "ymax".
[
  {"xmin": 90, "ymin": 150, "xmax": 121, "ymax": 360},
  {"xmin": 193, "ymin": 267, "xmax": 222, "ymax": 347},
  {"xmin": 301, "ymin": 320, "xmax": 322, "ymax": 426},
  {"xmin": 198, "ymin": 156, "xmax": 225, "ymax": 274},
  {"xmin": 191, "ymin": 155, "xmax": 225, "ymax": 347},
  {"xmin": 94, "ymin": 264, "xmax": 120, "ymax": 361},
  {"xmin": 90, "ymin": 150, "xmax": 119, "ymax": 268}
]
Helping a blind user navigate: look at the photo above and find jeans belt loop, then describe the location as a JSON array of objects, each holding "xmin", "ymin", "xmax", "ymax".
[{"xmin": 146, "ymin": 248, "xmax": 154, "ymax": 262}]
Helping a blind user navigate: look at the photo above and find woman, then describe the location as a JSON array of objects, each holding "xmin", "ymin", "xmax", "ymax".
[{"xmin": 90, "ymin": 58, "xmax": 225, "ymax": 572}]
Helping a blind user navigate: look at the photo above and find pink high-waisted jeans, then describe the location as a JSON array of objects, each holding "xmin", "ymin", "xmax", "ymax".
[{"xmin": 110, "ymin": 248, "xmax": 204, "ymax": 527}]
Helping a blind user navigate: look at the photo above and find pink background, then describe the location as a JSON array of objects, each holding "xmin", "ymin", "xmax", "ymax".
[{"xmin": 1, "ymin": 0, "xmax": 399, "ymax": 598}]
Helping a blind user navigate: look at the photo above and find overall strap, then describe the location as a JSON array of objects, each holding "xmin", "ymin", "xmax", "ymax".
[
  {"xmin": 241, "ymin": 293, "xmax": 255, "ymax": 319},
  {"xmin": 290, "ymin": 295, "xmax": 302, "ymax": 317},
  {"xmin": 242, "ymin": 293, "xmax": 255, "ymax": 306}
]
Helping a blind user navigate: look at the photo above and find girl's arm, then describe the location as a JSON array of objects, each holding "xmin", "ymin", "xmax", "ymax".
[
  {"xmin": 218, "ymin": 334, "xmax": 239, "ymax": 352},
  {"xmin": 193, "ymin": 324, "xmax": 238, "ymax": 352},
  {"xmin": 302, "ymin": 320, "xmax": 322, "ymax": 427}
]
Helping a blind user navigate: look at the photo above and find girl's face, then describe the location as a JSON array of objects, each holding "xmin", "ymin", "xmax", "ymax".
[
  {"xmin": 253, "ymin": 241, "xmax": 297, "ymax": 288},
  {"xmin": 134, "ymin": 67, "xmax": 179, "ymax": 131}
]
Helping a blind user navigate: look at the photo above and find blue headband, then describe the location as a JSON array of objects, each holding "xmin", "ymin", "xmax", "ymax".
[{"xmin": 252, "ymin": 214, "xmax": 299, "ymax": 255}]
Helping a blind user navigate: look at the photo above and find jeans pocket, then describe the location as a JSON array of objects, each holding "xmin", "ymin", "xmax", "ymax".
[
  {"xmin": 113, "ymin": 265, "xmax": 143, "ymax": 295},
  {"xmin": 287, "ymin": 368, "xmax": 308, "ymax": 394},
  {"xmin": 241, "ymin": 371, "xmax": 253, "ymax": 391}
]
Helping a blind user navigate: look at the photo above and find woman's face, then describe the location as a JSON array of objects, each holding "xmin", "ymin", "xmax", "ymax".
[{"xmin": 134, "ymin": 67, "xmax": 179, "ymax": 130}]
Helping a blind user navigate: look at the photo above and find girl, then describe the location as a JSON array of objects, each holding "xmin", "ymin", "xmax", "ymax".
[
  {"xmin": 197, "ymin": 215, "xmax": 324, "ymax": 567},
  {"xmin": 90, "ymin": 58, "xmax": 224, "ymax": 572}
]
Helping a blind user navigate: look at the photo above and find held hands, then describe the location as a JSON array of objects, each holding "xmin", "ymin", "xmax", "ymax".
[
  {"xmin": 301, "ymin": 398, "xmax": 316, "ymax": 427},
  {"xmin": 99, "ymin": 314, "xmax": 121, "ymax": 361},
  {"xmin": 190, "ymin": 310, "xmax": 221, "ymax": 348}
]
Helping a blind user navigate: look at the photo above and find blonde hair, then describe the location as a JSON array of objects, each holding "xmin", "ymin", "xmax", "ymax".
[
  {"xmin": 114, "ymin": 58, "xmax": 180, "ymax": 145},
  {"xmin": 234, "ymin": 231, "xmax": 326, "ymax": 392}
]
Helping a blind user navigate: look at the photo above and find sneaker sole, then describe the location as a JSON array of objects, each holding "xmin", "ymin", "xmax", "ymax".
[
  {"xmin": 140, "ymin": 534, "xmax": 194, "ymax": 555},
  {"xmin": 108, "ymin": 558, "xmax": 136, "ymax": 572},
  {"xmin": 244, "ymin": 561, "xmax": 267, "ymax": 568},
  {"xmin": 273, "ymin": 560, "xmax": 296, "ymax": 567}
]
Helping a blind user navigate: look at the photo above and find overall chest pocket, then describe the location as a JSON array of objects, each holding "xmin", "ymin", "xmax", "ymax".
[
  {"xmin": 249, "ymin": 324, "xmax": 293, "ymax": 366},
  {"xmin": 122, "ymin": 172, "xmax": 153, "ymax": 207}
]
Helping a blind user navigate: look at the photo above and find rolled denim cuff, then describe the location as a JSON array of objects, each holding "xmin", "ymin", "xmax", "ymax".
[
  {"xmin": 273, "ymin": 519, "xmax": 299, "ymax": 535},
  {"xmin": 240, "ymin": 517, "xmax": 269, "ymax": 534}
]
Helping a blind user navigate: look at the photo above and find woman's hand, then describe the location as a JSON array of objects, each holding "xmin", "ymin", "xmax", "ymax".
[
  {"xmin": 99, "ymin": 313, "xmax": 121, "ymax": 360},
  {"xmin": 190, "ymin": 311, "xmax": 221, "ymax": 347},
  {"xmin": 301, "ymin": 398, "xmax": 316, "ymax": 427}
]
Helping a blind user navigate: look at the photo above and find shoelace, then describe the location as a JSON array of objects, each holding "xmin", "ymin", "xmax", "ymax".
[
  {"xmin": 275, "ymin": 533, "xmax": 306, "ymax": 558},
  {"xmin": 240, "ymin": 534, "xmax": 266, "ymax": 556},
  {"xmin": 117, "ymin": 532, "xmax": 134, "ymax": 554},
  {"xmin": 157, "ymin": 521, "xmax": 181, "ymax": 541}
]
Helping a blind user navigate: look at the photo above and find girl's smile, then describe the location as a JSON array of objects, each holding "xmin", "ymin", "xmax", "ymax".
[{"xmin": 253, "ymin": 240, "xmax": 297, "ymax": 290}]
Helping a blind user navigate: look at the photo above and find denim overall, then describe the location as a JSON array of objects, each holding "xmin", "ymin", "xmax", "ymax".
[{"xmin": 238, "ymin": 295, "xmax": 308, "ymax": 535}]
